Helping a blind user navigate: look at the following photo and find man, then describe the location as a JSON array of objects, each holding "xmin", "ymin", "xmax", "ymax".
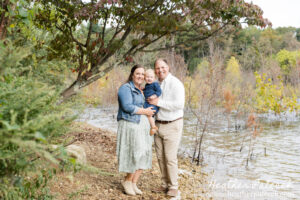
[{"xmin": 148, "ymin": 58, "xmax": 185, "ymax": 197}]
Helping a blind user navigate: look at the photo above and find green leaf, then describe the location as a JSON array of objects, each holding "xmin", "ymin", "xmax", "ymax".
[
  {"xmin": 0, "ymin": 120, "xmax": 20, "ymax": 131},
  {"xmin": 91, "ymin": 23, "xmax": 101, "ymax": 33},
  {"xmin": 69, "ymin": 157, "xmax": 76, "ymax": 165},
  {"xmin": 34, "ymin": 131, "xmax": 47, "ymax": 143},
  {"xmin": 19, "ymin": 8, "xmax": 28, "ymax": 18}
]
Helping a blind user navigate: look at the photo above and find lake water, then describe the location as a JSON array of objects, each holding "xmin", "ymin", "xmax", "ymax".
[{"xmin": 77, "ymin": 106, "xmax": 300, "ymax": 200}]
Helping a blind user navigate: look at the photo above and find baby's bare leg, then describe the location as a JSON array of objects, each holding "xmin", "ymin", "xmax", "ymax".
[
  {"xmin": 147, "ymin": 116, "xmax": 158, "ymax": 136},
  {"xmin": 147, "ymin": 115, "xmax": 156, "ymax": 128}
]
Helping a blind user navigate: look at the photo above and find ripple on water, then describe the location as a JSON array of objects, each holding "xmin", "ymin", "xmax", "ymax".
[
  {"xmin": 78, "ymin": 107, "xmax": 300, "ymax": 199},
  {"xmin": 183, "ymin": 111, "xmax": 300, "ymax": 199}
]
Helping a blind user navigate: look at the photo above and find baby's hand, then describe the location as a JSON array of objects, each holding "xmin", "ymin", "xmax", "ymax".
[{"xmin": 149, "ymin": 94, "xmax": 157, "ymax": 100}]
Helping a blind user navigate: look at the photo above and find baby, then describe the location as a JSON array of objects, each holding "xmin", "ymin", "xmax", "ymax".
[{"xmin": 143, "ymin": 69, "xmax": 162, "ymax": 136}]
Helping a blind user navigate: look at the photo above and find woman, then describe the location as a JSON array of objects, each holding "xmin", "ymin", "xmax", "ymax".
[{"xmin": 116, "ymin": 64, "xmax": 155, "ymax": 196}]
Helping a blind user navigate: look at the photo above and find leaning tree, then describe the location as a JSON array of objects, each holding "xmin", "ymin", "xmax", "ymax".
[{"xmin": 31, "ymin": 0, "xmax": 270, "ymax": 101}]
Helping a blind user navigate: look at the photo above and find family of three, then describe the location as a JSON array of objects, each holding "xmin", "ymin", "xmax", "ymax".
[{"xmin": 116, "ymin": 58, "xmax": 185, "ymax": 197}]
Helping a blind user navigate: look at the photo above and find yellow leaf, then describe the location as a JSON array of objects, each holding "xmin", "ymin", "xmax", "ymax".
[{"xmin": 81, "ymin": 69, "xmax": 86, "ymax": 76}]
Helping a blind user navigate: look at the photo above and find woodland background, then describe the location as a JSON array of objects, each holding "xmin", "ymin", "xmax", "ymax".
[{"xmin": 0, "ymin": 0, "xmax": 299, "ymax": 199}]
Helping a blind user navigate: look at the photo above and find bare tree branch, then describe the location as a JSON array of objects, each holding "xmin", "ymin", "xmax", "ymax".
[
  {"xmin": 85, "ymin": 18, "xmax": 93, "ymax": 47},
  {"xmin": 132, "ymin": 33, "xmax": 168, "ymax": 55},
  {"xmin": 141, "ymin": 23, "xmax": 229, "ymax": 52},
  {"xmin": 101, "ymin": 7, "xmax": 109, "ymax": 41},
  {"xmin": 62, "ymin": 21, "xmax": 85, "ymax": 47}
]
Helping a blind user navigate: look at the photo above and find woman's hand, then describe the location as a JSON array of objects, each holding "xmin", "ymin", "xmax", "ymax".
[
  {"xmin": 144, "ymin": 107, "xmax": 156, "ymax": 116},
  {"xmin": 136, "ymin": 107, "xmax": 156, "ymax": 116}
]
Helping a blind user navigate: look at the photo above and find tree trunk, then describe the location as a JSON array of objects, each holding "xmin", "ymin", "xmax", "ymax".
[
  {"xmin": 61, "ymin": 80, "xmax": 81, "ymax": 101},
  {"xmin": 0, "ymin": 0, "xmax": 11, "ymax": 39},
  {"xmin": 60, "ymin": 61, "xmax": 119, "ymax": 102}
]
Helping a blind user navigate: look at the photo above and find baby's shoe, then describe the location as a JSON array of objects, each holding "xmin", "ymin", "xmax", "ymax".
[{"xmin": 150, "ymin": 126, "xmax": 158, "ymax": 136}]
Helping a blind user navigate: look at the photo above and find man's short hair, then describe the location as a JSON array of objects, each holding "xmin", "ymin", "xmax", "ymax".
[{"xmin": 154, "ymin": 58, "xmax": 169, "ymax": 68}]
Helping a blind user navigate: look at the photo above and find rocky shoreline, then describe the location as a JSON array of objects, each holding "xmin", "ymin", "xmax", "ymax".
[{"xmin": 49, "ymin": 122, "xmax": 211, "ymax": 199}]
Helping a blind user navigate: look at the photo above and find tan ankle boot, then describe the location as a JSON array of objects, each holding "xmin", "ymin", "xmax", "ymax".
[
  {"xmin": 121, "ymin": 181, "xmax": 136, "ymax": 195},
  {"xmin": 132, "ymin": 183, "xmax": 142, "ymax": 195}
]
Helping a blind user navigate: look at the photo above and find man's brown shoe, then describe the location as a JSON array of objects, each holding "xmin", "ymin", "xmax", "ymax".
[
  {"xmin": 151, "ymin": 186, "xmax": 168, "ymax": 193},
  {"xmin": 167, "ymin": 189, "xmax": 178, "ymax": 197}
]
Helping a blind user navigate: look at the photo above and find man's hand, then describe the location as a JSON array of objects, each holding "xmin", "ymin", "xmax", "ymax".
[{"xmin": 147, "ymin": 97, "xmax": 159, "ymax": 106}]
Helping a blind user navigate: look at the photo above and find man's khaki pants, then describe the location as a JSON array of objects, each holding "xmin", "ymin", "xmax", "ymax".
[{"xmin": 154, "ymin": 119, "xmax": 183, "ymax": 190}]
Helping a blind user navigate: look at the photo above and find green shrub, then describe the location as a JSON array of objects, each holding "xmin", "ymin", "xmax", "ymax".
[
  {"xmin": 188, "ymin": 57, "xmax": 202, "ymax": 74},
  {"xmin": 0, "ymin": 40, "xmax": 75, "ymax": 199},
  {"xmin": 276, "ymin": 49, "xmax": 300, "ymax": 75}
]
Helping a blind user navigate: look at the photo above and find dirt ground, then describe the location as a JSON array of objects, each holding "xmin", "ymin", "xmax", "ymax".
[{"xmin": 49, "ymin": 122, "xmax": 211, "ymax": 200}]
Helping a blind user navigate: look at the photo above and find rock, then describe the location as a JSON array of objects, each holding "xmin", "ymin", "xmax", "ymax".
[{"xmin": 66, "ymin": 145, "xmax": 87, "ymax": 165}]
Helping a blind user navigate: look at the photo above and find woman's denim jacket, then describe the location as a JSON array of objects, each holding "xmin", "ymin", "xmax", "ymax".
[{"xmin": 117, "ymin": 81, "xmax": 145, "ymax": 124}]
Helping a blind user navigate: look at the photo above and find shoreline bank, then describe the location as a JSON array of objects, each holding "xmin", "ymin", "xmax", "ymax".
[{"xmin": 49, "ymin": 122, "xmax": 211, "ymax": 199}]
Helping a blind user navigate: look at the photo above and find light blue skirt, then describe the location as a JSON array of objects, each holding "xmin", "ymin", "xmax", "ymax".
[{"xmin": 116, "ymin": 115, "xmax": 153, "ymax": 173}]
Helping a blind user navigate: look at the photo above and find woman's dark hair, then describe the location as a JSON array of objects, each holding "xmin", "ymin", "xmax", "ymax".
[{"xmin": 127, "ymin": 64, "xmax": 144, "ymax": 82}]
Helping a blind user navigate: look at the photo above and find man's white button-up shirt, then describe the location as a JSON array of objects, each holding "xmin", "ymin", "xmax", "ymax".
[{"xmin": 157, "ymin": 73, "xmax": 185, "ymax": 121}]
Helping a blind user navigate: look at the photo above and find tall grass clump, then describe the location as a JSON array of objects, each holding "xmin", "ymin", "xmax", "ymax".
[{"xmin": 0, "ymin": 40, "xmax": 75, "ymax": 199}]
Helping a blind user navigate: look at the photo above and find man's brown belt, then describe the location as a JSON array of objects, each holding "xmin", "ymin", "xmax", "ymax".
[{"xmin": 156, "ymin": 117, "xmax": 183, "ymax": 124}]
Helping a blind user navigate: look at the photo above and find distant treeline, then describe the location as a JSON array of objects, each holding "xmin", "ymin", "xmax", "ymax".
[{"xmin": 181, "ymin": 26, "xmax": 300, "ymax": 73}]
